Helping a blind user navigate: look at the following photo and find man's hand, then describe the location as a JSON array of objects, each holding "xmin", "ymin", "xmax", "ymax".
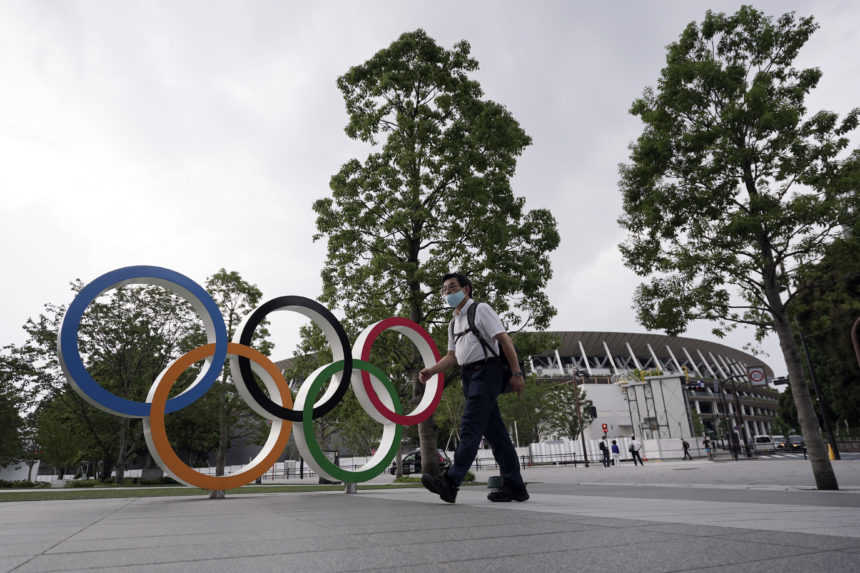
[
  {"xmin": 509, "ymin": 373, "xmax": 525, "ymax": 396},
  {"xmin": 418, "ymin": 368, "xmax": 433, "ymax": 384}
]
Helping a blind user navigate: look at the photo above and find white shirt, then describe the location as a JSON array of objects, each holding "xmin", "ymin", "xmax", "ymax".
[
  {"xmin": 631, "ymin": 439, "xmax": 642, "ymax": 452},
  {"xmin": 447, "ymin": 298, "xmax": 507, "ymax": 366}
]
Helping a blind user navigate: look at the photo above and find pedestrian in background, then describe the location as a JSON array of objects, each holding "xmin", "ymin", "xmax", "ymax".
[
  {"xmin": 682, "ymin": 439, "xmax": 692, "ymax": 460},
  {"xmin": 629, "ymin": 435, "xmax": 645, "ymax": 466},
  {"xmin": 703, "ymin": 437, "xmax": 712, "ymax": 460},
  {"xmin": 610, "ymin": 440, "xmax": 620, "ymax": 466},
  {"xmin": 599, "ymin": 437, "xmax": 611, "ymax": 467}
]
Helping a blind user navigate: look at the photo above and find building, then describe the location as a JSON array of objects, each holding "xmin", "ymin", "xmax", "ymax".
[{"xmin": 529, "ymin": 331, "xmax": 780, "ymax": 445}]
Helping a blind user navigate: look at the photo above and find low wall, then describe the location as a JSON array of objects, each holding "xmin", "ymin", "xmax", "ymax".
[{"xmin": 0, "ymin": 461, "xmax": 40, "ymax": 481}]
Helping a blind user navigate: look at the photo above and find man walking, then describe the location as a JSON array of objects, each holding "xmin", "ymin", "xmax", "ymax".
[
  {"xmin": 418, "ymin": 272, "xmax": 528, "ymax": 504},
  {"xmin": 630, "ymin": 435, "xmax": 645, "ymax": 466},
  {"xmin": 682, "ymin": 439, "xmax": 693, "ymax": 460},
  {"xmin": 599, "ymin": 437, "xmax": 611, "ymax": 468}
]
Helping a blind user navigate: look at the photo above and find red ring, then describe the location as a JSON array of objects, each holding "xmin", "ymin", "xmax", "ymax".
[{"xmin": 359, "ymin": 317, "xmax": 444, "ymax": 425}]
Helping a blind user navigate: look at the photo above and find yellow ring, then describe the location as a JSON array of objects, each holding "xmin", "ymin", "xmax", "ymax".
[{"xmin": 144, "ymin": 343, "xmax": 292, "ymax": 490}]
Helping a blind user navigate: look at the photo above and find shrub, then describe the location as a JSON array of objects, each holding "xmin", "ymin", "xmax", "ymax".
[
  {"xmin": 0, "ymin": 480, "xmax": 50, "ymax": 489},
  {"xmin": 67, "ymin": 480, "xmax": 99, "ymax": 488}
]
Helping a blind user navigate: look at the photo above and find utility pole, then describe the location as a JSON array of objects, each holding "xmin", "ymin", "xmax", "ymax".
[
  {"xmin": 798, "ymin": 326, "xmax": 841, "ymax": 460},
  {"xmin": 572, "ymin": 374, "xmax": 589, "ymax": 467},
  {"xmin": 852, "ymin": 317, "xmax": 860, "ymax": 368},
  {"xmin": 728, "ymin": 375, "xmax": 752, "ymax": 458}
]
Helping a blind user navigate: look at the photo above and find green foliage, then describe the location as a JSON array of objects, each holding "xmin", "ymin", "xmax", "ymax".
[
  {"xmin": 33, "ymin": 390, "xmax": 87, "ymax": 477},
  {"xmin": 433, "ymin": 379, "xmax": 465, "ymax": 450},
  {"xmin": 67, "ymin": 479, "xmax": 99, "ymax": 488},
  {"xmin": 541, "ymin": 381, "xmax": 594, "ymax": 440},
  {"xmin": 789, "ymin": 191, "xmax": 860, "ymax": 430},
  {"xmin": 307, "ymin": 29, "xmax": 559, "ymax": 472},
  {"xmin": 0, "ymin": 480, "xmax": 49, "ymax": 489},
  {"xmin": 203, "ymin": 269, "xmax": 271, "ymax": 477},
  {"xmin": 617, "ymin": 5, "xmax": 857, "ymax": 489},
  {"xmin": 632, "ymin": 369, "xmax": 664, "ymax": 379},
  {"xmin": 2, "ymin": 268, "xmax": 270, "ymax": 483},
  {"xmin": 0, "ymin": 356, "xmax": 25, "ymax": 465},
  {"xmin": 498, "ymin": 376, "xmax": 552, "ymax": 444},
  {"xmin": 690, "ymin": 410, "xmax": 705, "ymax": 437},
  {"xmin": 619, "ymin": 6, "xmax": 858, "ymax": 340},
  {"xmin": 317, "ymin": 29, "xmax": 558, "ymax": 332}
]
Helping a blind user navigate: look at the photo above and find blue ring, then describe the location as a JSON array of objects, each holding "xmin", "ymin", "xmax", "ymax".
[{"xmin": 58, "ymin": 266, "xmax": 227, "ymax": 417}]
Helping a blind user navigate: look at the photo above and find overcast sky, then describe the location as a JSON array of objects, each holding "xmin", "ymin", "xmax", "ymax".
[{"xmin": 2, "ymin": 1, "xmax": 858, "ymax": 377}]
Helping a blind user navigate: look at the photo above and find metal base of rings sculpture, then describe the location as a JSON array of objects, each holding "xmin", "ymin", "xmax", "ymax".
[{"xmin": 57, "ymin": 266, "xmax": 445, "ymax": 490}]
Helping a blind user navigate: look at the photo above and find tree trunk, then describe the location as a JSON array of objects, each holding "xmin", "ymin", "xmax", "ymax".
[
  {"xmin": 216, "ymin": 382, "xmax": 227, "ymax": 476},
  {"xmin": 418, "ymin": 417, "xmax": 439, "ymax": 476},
  {"xmin": 773, "ymin": 316, "xmax": 838, "ymax": 490},
  {"xmin": 394, "ymin": 447, "xmax": 403, "ymax": 479},
  {"xmin": 409, "ymin": 274, "xmax": 439, "ymax": 477},
  {"xmin": 115, "ymin": 418, "xmax": 128, "ymax": 483}
]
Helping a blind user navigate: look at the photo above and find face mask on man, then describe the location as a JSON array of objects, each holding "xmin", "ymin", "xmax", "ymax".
[{"xmin": 446, "ymin": 290, "xmax": 466, "ymax": 308}]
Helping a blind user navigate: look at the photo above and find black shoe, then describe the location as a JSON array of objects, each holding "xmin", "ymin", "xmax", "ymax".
[
  {"xmin": 487, "ymin": 485, "xmax": 529, "ymax": 502},
  {"xmin": 421, "ymin": 472, "xmax": 458, "ymax": 503}
]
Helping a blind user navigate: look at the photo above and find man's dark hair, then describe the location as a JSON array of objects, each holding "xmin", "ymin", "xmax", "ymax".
[{"xmin": 442, "ymin": 272, "xmax": 473, "ymax": 296}]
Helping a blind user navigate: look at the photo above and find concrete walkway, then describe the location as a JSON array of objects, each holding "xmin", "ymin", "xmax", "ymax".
[{"xmin": 2, "ymin": 460, "xmax": 859, "ymax": 572}]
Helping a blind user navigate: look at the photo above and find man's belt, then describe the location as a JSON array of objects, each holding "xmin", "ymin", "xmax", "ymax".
[{"xmin": 461, "ymin": 356, "xmax": 502, "ymax": 370}]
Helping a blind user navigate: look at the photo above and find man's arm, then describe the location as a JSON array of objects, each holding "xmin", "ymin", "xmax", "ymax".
[
  {"xmin": 494, "ymin": 332, "xmax": 525, "ymax": 395},
  {"xmin": 418, "ymin": 351, "xmax": 457, "ymax": 383}
]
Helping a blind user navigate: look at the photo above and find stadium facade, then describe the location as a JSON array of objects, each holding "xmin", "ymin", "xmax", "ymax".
[{"xmin": 528, "ymin": 331, "xmax": 780, "ymax": 444}]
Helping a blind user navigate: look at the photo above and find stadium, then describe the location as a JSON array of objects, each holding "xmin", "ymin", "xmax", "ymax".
[{"xmin": 528, "ymin": 331, "xmax": 780, "ymax": 445}]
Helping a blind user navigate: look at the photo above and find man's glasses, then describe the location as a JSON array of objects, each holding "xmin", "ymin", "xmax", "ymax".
[{"xmin": 439, "ymin": 284, "xmax": 461, "ymax": 295}]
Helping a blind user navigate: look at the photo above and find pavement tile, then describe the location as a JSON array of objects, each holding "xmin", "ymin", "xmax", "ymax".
[
  {"xmin": 689, "ymin": 550, "xmax": 860, "ymax": 573},
  {"xmin": 712, "ymin": 529, "xmax": 860, "ymax": 550},
  {"xmin": 0, "ymin": 557, "xmax": 29, "ymax": 572},
  {"xmin": 5, "ymin": 464, "xmax": 860, "ymax": 573}
]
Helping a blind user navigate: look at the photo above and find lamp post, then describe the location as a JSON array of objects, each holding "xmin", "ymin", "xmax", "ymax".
[
  {"xmin": 573, "ymin": 372, "xmax": 589, "ymax": 467},
  {"xmin": 729, "ymin": 375, "xmax": 752, "ymax": 458},
  {"xmin": 797, "ymin": 326, "xmax": 841, "ymax": 460},
  {"xmin": 852, "ymin": 317, "xmax": 860, "ymax": 368}
]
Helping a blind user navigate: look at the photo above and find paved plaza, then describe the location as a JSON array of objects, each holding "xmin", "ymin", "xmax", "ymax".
[{"xmin": 2, "ymin": 459, "xmax": 860, "ymax": 572}]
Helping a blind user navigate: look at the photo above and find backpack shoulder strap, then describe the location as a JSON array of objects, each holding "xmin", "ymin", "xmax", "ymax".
[{"xmin": 467, "ymin": 302, "xmax": 498, "ymax": 359}]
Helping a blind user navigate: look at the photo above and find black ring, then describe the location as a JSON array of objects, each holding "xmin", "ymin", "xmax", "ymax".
[{"xmin": 236, "ymin": 296, "xmax": 352, "ymax": 422}]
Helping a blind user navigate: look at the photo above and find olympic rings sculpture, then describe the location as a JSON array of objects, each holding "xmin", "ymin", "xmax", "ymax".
[{"xmin": 57, "ymin": 266, "xmax": 445, "ymax": 489}]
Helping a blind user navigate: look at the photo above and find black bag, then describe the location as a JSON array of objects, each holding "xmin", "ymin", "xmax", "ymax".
[{"xmin": 453, "ymin": 302, "xmax": 526, "ymax": 393}]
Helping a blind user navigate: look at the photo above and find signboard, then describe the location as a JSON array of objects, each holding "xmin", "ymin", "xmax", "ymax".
[{"xmin": 746, "ymin": 365, "xmax": 767, "ymax": 386}]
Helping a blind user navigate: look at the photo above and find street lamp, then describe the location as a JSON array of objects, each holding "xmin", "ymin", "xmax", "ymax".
[
  {"xmin": 572, "ymin": 370, "xmax": 589, "ymax": 468},
  {"xmin": 797, "ymin": 325, "xmax": 841, "ymax": 460}
]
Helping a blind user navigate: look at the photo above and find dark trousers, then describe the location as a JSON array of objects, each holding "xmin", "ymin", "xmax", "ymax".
[
  {"xmin": 601, "ymin": 450, "xmax": 610, "ymax": 467},
  {"xmin": 447, "ymin": 360, "xmax": 524, "ymax": 489},
  {"xmin": 631, "ymin": 450, "xmax": 644, "ymax": 466},
  {"xmin": 683, "ymin": 449, "xmax": 692, "ymax": 460}
]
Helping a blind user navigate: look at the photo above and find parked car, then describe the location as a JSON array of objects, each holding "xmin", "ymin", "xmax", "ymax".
[
  {"xmin": 753, "ymin": 435, "xmax": 776, "ymax": 453},
  {"xmin": 389, "ymin": 449, "xmax": 451, "ymax": 475}
]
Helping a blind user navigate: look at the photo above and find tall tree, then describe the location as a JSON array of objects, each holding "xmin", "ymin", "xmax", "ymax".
[
  {"xmin": 313, "ymin": 29, "xmax": 559, "ymax": 473},
  {"xmin": 0, "ymin": 355, "xmax": 25, "ymax": 465},
  {"xmin": 618, "ymin": 5, "xmax": 858, "ymax": 489},
  {"xmin": 541, "ymin": 381, "xmax": 594, "ymax": 442},
  {"xmin": 33, "ymin": 390, "xmax": 88, "ymax": 479},
  {"xmin": 789, "ymin": 181, "xmax": 860, "ymax": 436},
  {"xmin": 203, "ymin": 270, "xmax": 272, "ymax": 480},
  {"xmin": 4, "ymin": 283, "xmax": 200, "ymax": 481}
]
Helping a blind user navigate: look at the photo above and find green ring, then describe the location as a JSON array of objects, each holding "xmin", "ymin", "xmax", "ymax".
[{"xmin": 302, "ymin": 359, "xmax": 402, "ymax": 482}]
